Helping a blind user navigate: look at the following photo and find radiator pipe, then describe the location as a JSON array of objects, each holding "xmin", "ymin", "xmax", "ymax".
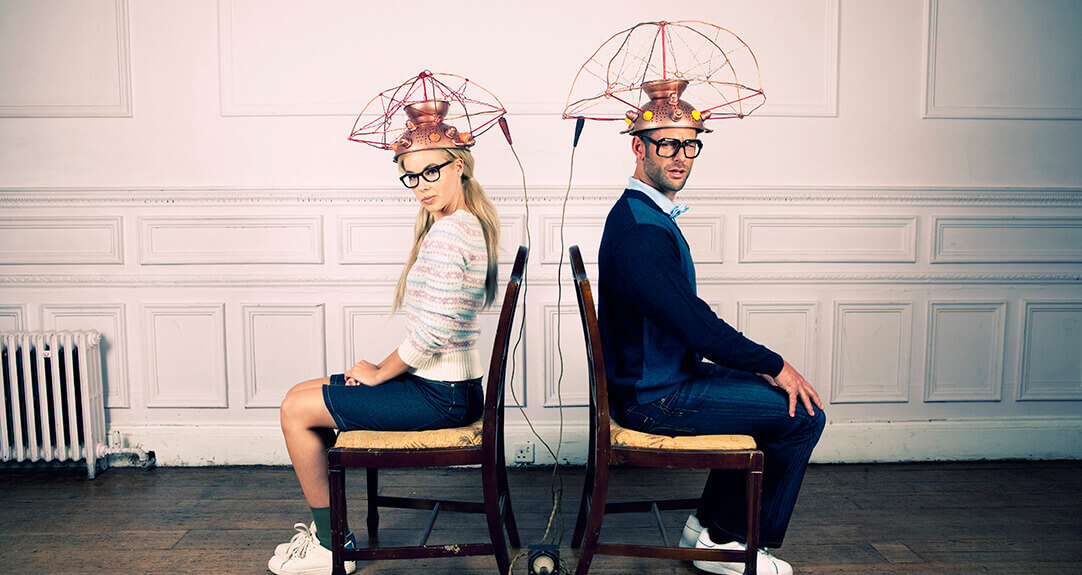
[
  {"xmin": 97, "ymin": 445, "xmax": 156, "ymax": 468},
  {"xmin": 99, "ymin": 430, "xmax": 156, "ymax": 468}
]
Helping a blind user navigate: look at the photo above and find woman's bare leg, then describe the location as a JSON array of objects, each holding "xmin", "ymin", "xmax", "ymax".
[
  {"xmin": 280, "ymin": 384, "xmax": 339, "ymax": 507},
  {"xmin": 285, "ymin": 375, "xmax": 330, "ymax": 398}
]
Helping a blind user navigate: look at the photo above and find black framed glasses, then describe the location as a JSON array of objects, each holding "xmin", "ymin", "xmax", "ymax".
[
  {"xmin": 639, "ymin": 135, "xmax": 703, "ymax": 158},
  {"xmin": 399, "ymin": 160, "xmax": 454, "ymax": 189}
]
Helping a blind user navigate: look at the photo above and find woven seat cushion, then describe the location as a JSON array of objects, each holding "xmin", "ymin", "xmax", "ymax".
[
  {"xmin": 610, "ymin": 419, "xmax": 756, "ymax": 451},
  {"xmin": 335, "ymin": 419, "xmax": 483, "ymax": 450}
]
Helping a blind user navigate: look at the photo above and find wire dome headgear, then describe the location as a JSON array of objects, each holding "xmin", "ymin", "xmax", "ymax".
[
  {"xmin": 563, "ymin": 21, "xmax": 766, "ymax": 135},
  {"xmin": 350, "ymin": 71, "xmax": 508, "ymax": 161}
]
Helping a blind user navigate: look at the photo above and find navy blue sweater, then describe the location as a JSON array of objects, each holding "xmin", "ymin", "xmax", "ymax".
[{"xmin": 597, "ymin": 189, "xmax": 784, "ymax": 405}]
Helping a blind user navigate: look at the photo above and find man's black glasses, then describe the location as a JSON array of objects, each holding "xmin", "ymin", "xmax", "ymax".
[
  {"xmin": 639, "ymin": 135, "xmax": 703, "ymax": 158},
  {"xmin": 399, "ymin": 160, "xmax": 454, "ymax": 189}
]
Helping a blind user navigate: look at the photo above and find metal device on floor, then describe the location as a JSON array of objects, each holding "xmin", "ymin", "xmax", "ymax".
[{"xmin": 527, "ymin": 544, "xmax": 560, "ymax": 575}]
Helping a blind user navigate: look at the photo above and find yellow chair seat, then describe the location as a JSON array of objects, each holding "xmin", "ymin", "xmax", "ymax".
[
  {"xmin": 335, "ymin": 419, "xmax": 483, "ymax": 450},
  {"xmin": 610, "ymin": 419, "xmax": 756, "ymax": 451}
]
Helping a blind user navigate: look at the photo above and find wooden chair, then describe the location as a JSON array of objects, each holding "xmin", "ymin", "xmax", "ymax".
[
  {"xmin": 328, "ymin": 246, "xmax": 527, "ymax": 575},
  {"xmin": 567, "ymin": 245, "xmax": 764, "ymax": 575}
]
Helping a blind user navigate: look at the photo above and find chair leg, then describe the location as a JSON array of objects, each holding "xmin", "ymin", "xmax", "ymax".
[
  {"xmin": 366, "ymin": 467, "xmax": 379, "ymax": 542},
  {"xmin": 571, "ymin": 436, "xmax": 596, "ymax": 548},
  {"xmin": 574, "ymin": 461, "xmax": 610, "ymax": 575},
  {"xmin": 329, "ymin": 465, "xmax": 348, "ymax": 575},
  {"xmin": 482, "ymin": 457, "xmax": 512, "ymax": 574},
  {"xmin": 498, "ymin": 463, "xmax": 521, "ymax": 548},
  {"xmin": 745, "ymin": 467, "xmax": 763, "ymax": 575}
]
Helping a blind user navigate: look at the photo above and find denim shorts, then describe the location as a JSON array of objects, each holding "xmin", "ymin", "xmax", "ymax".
[{"xmin": 322, "ymin": 372, "xmax": 483, "ymax": 432}]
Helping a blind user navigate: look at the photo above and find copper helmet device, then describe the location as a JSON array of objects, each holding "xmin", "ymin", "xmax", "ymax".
[
  {"xmin": 350, "ymin": 70, "xmax": 508, "ymax": 161},
  {"xmin": 621, "ymin": 78, "xmax": 712, "ymax": 135},
  {"xmin": 564, "ymin": 21, "xmax": 766, "ymax": 136}
]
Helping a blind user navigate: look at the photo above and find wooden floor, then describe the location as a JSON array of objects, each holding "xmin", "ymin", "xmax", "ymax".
[{"xmin": 1, "ymin": 461, "xmax": 1080, "ymax": 574}]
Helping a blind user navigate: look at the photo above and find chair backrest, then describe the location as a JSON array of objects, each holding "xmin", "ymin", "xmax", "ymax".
[
  {"xmin": 481, "ymin": 246, "xmax": 528, "ymax": 448},
  {"xmin": 569, "ymin": 246, "xmax": 612, "ymax": 451}
]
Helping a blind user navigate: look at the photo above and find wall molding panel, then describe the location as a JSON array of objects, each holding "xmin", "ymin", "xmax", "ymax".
[
  {"xmin": 343, "ymin": 303, "xmax": 402, "ymax": 371},
  {"xmin": 540, "ymin": 215, "xmax": 606, "ymax": 265},
  {"xmin": 216, "ymin": 0, "xmax": 838, "ymax": 119},
  {"xmin": 341, "ymin": 213, "xmax": 526, "ymax": 265},
  {"xmin": 738, "ymin": 301, "xmax": 818, "ymax": 378},
  {"xmin": 0, "ymin": 306, "xmax": 26, "ymax": 331},
  {"xmin": 831, "ymin": 301, "xmax": 913, "ymax": 404},
  {"xmin": 142, "ymin": 304, "xmax": 228, "ymax": 408},
  {"xmin": 541, "ymin": 302, "xmax": 588, "ymax": 408},
  {"xmin": 1019, "ymin": 301, "xmax": 1082, "ymax": 401},
  {"xmin": 0, "ymin": 0, "xmax": 132, "ymax": 118},
  {"xmin": 741, "ymin": 216, "xmax": 917, "ymax": 263},
  {"xmin": 933, "ymin": 217, "xmax": 1082, "ymax": 263},
  {"xmin": 756, "ymin": 0, "xmax": 840, "ymax": 117},
  {"xmin": 924, "ymin": 301, "xmax": 1006, "ymax": 402},
  {"xmin": 242, "ymin": 304, "xmax": 326, "ymax": 408},
  {"xmin": 41, "ymin": 303, "xmax": 130, "ymax": 408},
  {"xmin": 139, "ymin": 216, "xmax": 323, "ymax": 264},
  {"xmin": 923, "ymin": 0, "xmax": 1082, "ymax": 119},
  {"xmin": 498, "ymin": 215, "xmax": 528, "ymax": 263},
  {"xmin": 339, "ymin": 215, "xmax": 417, "ymax": 264},
  {"xmin": 678, "ymin": 216, "xmax": 726, "ymax": 264},
  {"xmin": 0, "ymin": 217, "xmax": 123, "ymax": 264}
]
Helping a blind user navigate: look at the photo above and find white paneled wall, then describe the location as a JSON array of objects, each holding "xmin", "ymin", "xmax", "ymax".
[
  {"xmin": 1, "ymin": 0, "xmax": 1081, "ymax": 465},
  {"xmin": 0, "ymin": 0, "xmax": 131, "ymax": 117},
  {"xmin": 923, "ymin": 0, "xmax": 1082, "ymax": 119}
]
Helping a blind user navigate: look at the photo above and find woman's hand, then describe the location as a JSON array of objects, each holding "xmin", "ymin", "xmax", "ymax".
[
  {"xmin": 758, "ymin": 360, "xmax": 823, "ymax": 417},
  {"xmin": 344, "ymin": 360, "xmax": 382, "ymax": 386}
]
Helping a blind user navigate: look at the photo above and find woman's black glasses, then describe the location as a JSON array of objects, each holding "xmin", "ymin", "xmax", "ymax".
[
  {"xmin": 638, "ymin": 135, "xmax": 703, "ymax": 158},
  {"xmin": 400, "ymin": 160, "xmax": 454, "ymax": 189}
]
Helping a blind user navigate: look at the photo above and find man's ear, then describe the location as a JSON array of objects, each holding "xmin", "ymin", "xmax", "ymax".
[{"xmin": 631, "ymin": 136, "xmax": 644, "ymax": 161}]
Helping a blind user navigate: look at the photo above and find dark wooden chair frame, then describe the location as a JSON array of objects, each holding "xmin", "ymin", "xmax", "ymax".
[
  {"xmin": 567, "ymin": 245, "xmax": 764, "ymax": 575},
  {"xmin": 328, "ymin": 246, "xmax": 527, "ymax": 575}
]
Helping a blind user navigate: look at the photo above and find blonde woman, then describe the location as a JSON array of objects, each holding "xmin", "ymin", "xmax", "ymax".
[{"xmin": 269, "ymin": 101, "xmax": 500, "ymax": 575}]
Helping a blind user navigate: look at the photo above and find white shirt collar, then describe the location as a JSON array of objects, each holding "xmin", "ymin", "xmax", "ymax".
[{"xmin": 627, "ymin": 177, "xmax": 678, "ymax": 215}]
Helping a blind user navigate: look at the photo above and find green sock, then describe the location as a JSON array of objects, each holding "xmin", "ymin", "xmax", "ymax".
[{"xmin": 309, "ymin": 506, "xmax": 334, "ymax": 549}]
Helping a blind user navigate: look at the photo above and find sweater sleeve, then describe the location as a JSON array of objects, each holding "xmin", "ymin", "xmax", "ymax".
[
  {"xmin": 611, "ymin": 225, "xmax": 784, "ymax": 377},
  {"xmin": 397, "ymin": 222, "xmax": 469, "ymax": 368}
]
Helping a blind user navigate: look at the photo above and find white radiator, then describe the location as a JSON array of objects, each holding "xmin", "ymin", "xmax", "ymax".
[{"xmin": 1, "ymin": 330, "xmax": 107, "ymax": 478}]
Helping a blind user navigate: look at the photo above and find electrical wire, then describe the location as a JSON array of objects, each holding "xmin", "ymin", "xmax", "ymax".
[
  {"xmin": 504, "ymin": 134, "xmax": 570, "ymax": 575},
  {"xmin": 503, "ymin": 120, "xmax": 582, "ymax": 575},
  {"xmin": 503, "ymin": 137, "xmax": 536, "ymax": 575}
]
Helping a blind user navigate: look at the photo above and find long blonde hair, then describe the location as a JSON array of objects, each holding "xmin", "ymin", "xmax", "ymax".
[{"xmin": 392, "ymin": 147, "xmax": 499, "ymax": 312}]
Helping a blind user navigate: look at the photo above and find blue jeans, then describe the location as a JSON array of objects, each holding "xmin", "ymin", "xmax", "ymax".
[
  {"xmin": 614, "ymin": 362, "xmax": 825, "ymax": 547},
  {"xmin": 323, "ymin": 373, "xmax": 483, "ymax": 432}
]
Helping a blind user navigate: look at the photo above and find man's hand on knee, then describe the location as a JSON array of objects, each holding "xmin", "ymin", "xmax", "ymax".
[{"xmin": 758, "ymin": 361, "xmax": 823, "ymax": 417}]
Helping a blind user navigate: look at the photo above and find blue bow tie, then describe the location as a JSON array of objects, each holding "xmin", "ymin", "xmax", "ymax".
[{"xmin": 669, "ymin": 204, "xmax": 690, "ymax": 219}]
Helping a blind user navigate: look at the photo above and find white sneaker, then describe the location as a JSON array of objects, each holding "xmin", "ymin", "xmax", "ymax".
[
  {"xmin": 275, "ymin": 523, "xmax": 314, "ymax": 557},
  {"xmin": 268, "ymin": 522, "xmax": 357, "ymax": 575},
  {"xmin": 274, "ymin": 522, "xmax": 356, "ymax": 558},
  {"xmin": 679, "ymin": 513, "xmax": 704, "ymax": 548},
  {"xmin": 693, "ymin": 529, "xmax": 792, "ymax": 575}
]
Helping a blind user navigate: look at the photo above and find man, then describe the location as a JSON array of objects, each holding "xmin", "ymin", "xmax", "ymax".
[{"xmin": 597, "ymin": 79, "xmax": 825, "ymax": 575}]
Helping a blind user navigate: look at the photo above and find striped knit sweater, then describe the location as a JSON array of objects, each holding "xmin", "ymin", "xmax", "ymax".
[{"xmin": 398, "ymin": 210, "xmax": 489, "ymax": 382}]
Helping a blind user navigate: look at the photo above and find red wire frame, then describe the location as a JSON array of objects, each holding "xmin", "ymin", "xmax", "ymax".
[
  {"xmin": 349, "ymin": 71, "xmax": 507, "ymax": 151},
  {"xmin": 563, "ymin": 20, "xmax": 767, "ymax": 123}
]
